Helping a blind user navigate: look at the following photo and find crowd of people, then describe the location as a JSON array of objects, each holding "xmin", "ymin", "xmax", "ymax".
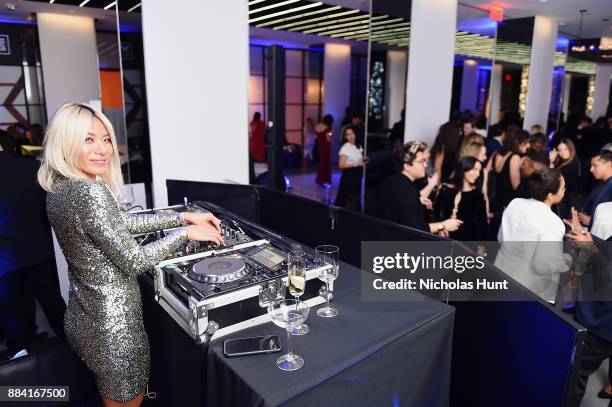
[{"xmin": 376, "ymin": 110, "xmax": 612, "ymax": 405}]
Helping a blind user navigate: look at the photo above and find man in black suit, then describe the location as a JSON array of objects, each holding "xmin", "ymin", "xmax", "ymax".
[{"xmin": 0, "ymin": 136, "xmax": 66, "ymax": 357}]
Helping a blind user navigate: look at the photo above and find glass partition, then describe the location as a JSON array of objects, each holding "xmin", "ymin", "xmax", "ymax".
[{"xmin": 115, "ymin": 2, "xmax": 152, "ymax": 204}]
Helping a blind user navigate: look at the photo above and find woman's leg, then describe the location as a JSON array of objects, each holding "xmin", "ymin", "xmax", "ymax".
[{"xmin": 102, "ymin": 390, "xmax": 145, "ymax": 407}]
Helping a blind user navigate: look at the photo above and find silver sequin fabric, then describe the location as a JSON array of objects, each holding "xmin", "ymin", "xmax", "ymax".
[{"xmin": 46, "ymin": 177, "xmax": 187, "ymax": 402}]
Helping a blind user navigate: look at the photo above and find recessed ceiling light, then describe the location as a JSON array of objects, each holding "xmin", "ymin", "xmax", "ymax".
[
  {"xmin": 79, "ymin": 0, "xmax": 90, "ymax": 7},
  {"xmin": 103, "ymin": 1, "xmax": 116, "ymax": 10}
]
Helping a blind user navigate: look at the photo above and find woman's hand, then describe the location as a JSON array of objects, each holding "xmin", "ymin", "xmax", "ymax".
[
  {"xmin": 549, "ymin": 149, "xmax": 558, "ymax": 164},
  {"xmin": 442, "ymin": 219, "xmax": 463, "ymax": 232},
  {"xmin": 563, "ymin": 207, "xmax": 584, "ymax": 234},
  {"xmin": 442, "ymin": 218, "xmax": 463, "ymax": 232},
  {"xmin": 565, "ymin": 229, "xmax": 598, "ymax": 255},
  {"xmin": 419, "ymin": 196, "xmax": 433, "ymax": 210},
  {"xmin": 185, "ymin": 224, "xmax": 224, "ymax": 246},
  {"xmin": 182, "ymin": 212, "xmax": 221, "ymax": 233},
  {"xmin": 577, "ymin": 212, "xmax": 591, "ymax": 226}
]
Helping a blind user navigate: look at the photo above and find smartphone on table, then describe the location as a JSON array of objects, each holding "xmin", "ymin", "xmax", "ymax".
[{"xmin": 223, "ymin": 335, "xmax": 282, "ymax": 357}]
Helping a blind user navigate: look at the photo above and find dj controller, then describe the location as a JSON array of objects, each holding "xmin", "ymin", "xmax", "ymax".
[{"xmin": 134, "ymin": 200, "xmax": 328, "ymax": 345}]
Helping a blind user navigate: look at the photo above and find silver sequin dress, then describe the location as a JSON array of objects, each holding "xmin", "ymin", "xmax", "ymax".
[{"xmin": 46, "ymin": 177, "xmax": 187, "ymax": 402}]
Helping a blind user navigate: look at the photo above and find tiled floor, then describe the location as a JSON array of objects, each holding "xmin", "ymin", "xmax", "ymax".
[{"xmin": 286, "ymin": 168, "xmax": 342, "ymax": 204}]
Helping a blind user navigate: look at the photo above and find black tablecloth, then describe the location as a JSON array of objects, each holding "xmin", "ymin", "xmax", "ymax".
[{"xmin": 204, "ymin": 263, "xmax": 455, "ymax": 407}]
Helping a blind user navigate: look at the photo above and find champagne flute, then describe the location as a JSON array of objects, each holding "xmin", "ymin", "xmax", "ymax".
[
  {"xmin": 315, "ymin": 245, "xmax": 339, "ymax": 317},
  {"xmin": 268, "ymin": 299, "xmax": 309, "ymax": 371},
  {"xmin": 287, "ymin": 251, "xmax": 309, "ymax": 335}
]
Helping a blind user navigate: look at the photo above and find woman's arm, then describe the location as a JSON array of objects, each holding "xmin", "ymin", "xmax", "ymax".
[
  {"xmin": 75, "ymin": 181, "xmax": 187, "ymax": 277},
  {"xmin": 121, "ymin": 211, "xmax": 182, "ymax": 235},
  {"xmin": 420, "ymin": 172, "xmax": 440, "ymax": 199},
  {"xmin": 509, "ymin": 154, "xmax": 522, "ymax": 190},
  {"xmin": 434, "ymin": 147, "xmax": 444, "ymax": 177},
  {"xmin": 338, "ymin": 154, "xmax": 352, "ymax": 169}
]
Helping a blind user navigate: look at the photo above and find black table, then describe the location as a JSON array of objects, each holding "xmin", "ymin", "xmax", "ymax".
[
  {"xmin": 140, "ymin": 260, "xmax": 454, "ymax": 407},
  {"xmin": 204, "ymin": 263, "xmax": 455, "ymax": 407}
]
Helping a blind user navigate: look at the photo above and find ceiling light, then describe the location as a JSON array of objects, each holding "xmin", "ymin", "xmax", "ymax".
[
  {"xmin": 270, "ymin": 9, "xmax": 359, "ymax": 29},
  {"xmin": 79, "ymin": 0, "xmax": 90, "ymax": 6},
  {"xmin": 49, "ymin": 0, "xmax": 55, "ymax": 3},
  {"xmin": 371, "ymin": 18, "xmax": 405, "ymax": 26},
  {"xmin": 249, "ymin": 2, "xmax": 323, "ymax": 23},
  {"xmin": 256, "ymin": 5, "xmax": 340, "ymax": 27},
  {"xmin": 128, "ymin": 2, "xmax": 141, "ymax": 12},
  {"xmin": 103, "ymin": 1, "xmax": 116, "ymax": 10},
  {"xmin": 302, "ymin": 17, "xmax": 369, "ymax": 33},
  {"xmin": 288, "ymin": 14, "xmax": 385, "ymax": 32},
  {"xmin": 248, "ymin": 0, "xmax": 266, "ymax": 5},
  {"xmin": 316, "ymin": 24, "xmax": 369, "ymax": 36},
  {"xmin": 249, "ymin": 0, "xmax": 299, "ymax": 15}
]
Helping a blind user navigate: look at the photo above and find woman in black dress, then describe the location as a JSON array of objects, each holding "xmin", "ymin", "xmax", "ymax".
[
  {"xmin": 489, "ymin": 128, "xmax": 530, "ymax": 239},
  {"xmin": 551, "ymin": 138, "xmax": 580, "ymax": 218},
  {"xmin": 435, "ymin": 157, "xmax": 488, "ymax": 241}
]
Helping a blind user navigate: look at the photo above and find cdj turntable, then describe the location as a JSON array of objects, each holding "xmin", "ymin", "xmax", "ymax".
[{"xmin": 133, "ymin": 200, "xmax": 329, "ymax": 345}]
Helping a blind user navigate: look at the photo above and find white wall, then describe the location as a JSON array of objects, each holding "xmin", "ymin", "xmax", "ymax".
[
  {"xmin": 37, "ymin": 13, "xmax": 100, "ymax": 118},
  {"xmin": 592, "ymin": 64, "xmax": 612, "ymax": 119},
  {"xmin": 385, "ymin": 50, "xmax": 407, "ymax": 128},
  {"xmin": 141, "ymin": 0, "xmax": 250, "ymax": 206},
  {"xmin": 322, "ymin": 43, "xmax": 351, "ymax": 160},
  {"xmin": 523, "ymin": 16, "xmax": 558, "ymax": 131},
  {"xmin": 404, "ymin": 0, "xmax": 457, "ymax": 145}
]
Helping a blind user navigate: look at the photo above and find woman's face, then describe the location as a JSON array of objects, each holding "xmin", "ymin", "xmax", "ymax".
[
  {"xmin": 478, "ymin": 146, "xmax": 487, "ymax": 162},
  {"xmin": 549, "ymin": 176, "xmax": 566, "ymax": 204},
  {"xmin": 344, "ymin": 129, "xmax": 356, "ymax": 144},
  {"xmin": 519, "ymin": 141, "xmax": 529, "ymax": 154},
  {"xmin": 465, "ymin": 161, "xmax": 482, "ymax": 185},
  {"xmin": 78, "ymin": 118, "xmax": 113, "ymax": 180},
  {"xmin": 557, "ymin": 143, "xmax": 570, "ymax": 160}
]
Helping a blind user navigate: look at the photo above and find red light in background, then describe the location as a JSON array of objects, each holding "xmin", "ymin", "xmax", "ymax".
[
  {"xmin": 504, "ymin": 73, "xmax": 512, "ymax": 82},
  {"xmin": 490, "ymin": 4, "xmax": 504, "ymax": 22}
]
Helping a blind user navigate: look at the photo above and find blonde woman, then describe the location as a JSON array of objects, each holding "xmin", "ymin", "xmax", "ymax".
[{"xmin": 39, "ymin": 103, "xmax": 223, "ymax": 406}]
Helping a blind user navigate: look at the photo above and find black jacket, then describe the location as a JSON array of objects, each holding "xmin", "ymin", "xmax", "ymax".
[
  {"xmin": 575, "ymin": 235, "xmax": 612, "ymax": 343},
  {"xmin": 0, "ymin": 152, "xmax": 53, "ymax": 275}
]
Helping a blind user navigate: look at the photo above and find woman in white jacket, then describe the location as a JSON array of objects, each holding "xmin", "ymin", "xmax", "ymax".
[{"xmin": 494, "ymin": 168, "xmax": 572, "ymax": 303}]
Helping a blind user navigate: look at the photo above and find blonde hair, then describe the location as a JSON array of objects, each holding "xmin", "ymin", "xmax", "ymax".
[
  {"xmin": 459, "ymin": 132, "xmax": 485, "ymax": 158},
  {"xmin": 37, "ymin": 103, "xmax": 124, "ymax": 197}
]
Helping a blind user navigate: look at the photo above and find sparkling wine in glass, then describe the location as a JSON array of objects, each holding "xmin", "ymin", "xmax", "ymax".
[
  {"xmin": 268, "ymin": 299, "xmax": 309, "ymax": 371},
  {"xmin": 287, "ymin": 251, "xmax": 309, "ymax": 335},
  {"xmin": 315, "ymin": 245, "xmax": 339, "ymax": 318}
]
